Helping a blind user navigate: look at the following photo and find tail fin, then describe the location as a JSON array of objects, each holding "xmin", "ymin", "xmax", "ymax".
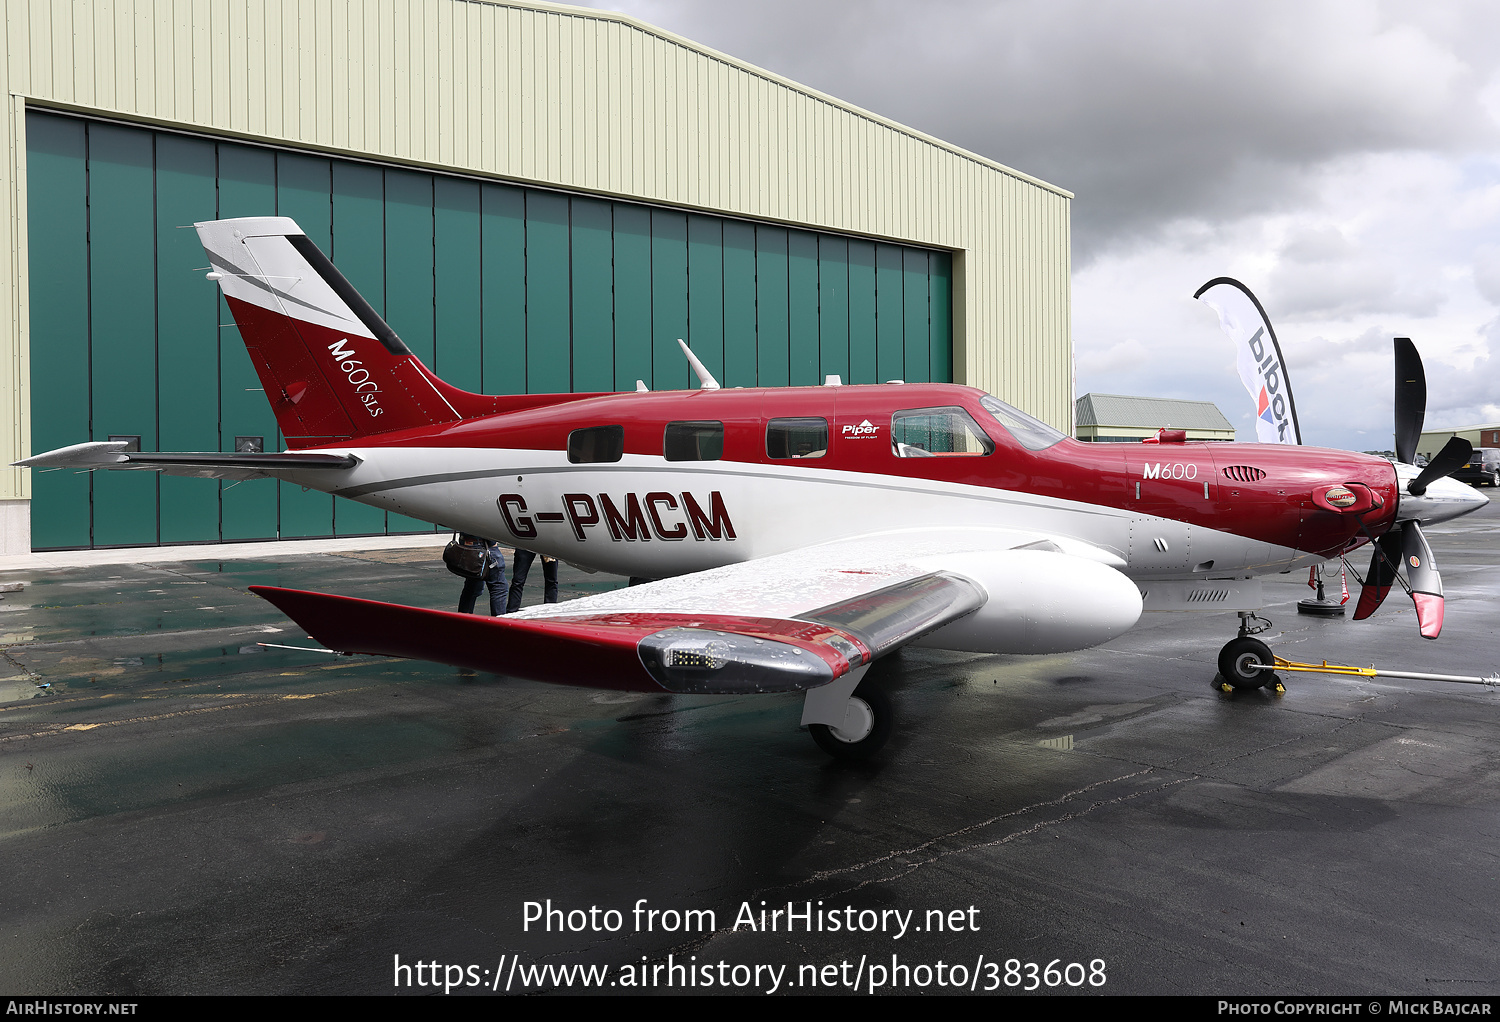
[{"xmin": 196, "ymin": 217, "xmax": 587, "ymax": 449}]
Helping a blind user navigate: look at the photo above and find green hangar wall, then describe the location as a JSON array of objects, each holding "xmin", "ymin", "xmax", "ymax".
[
  {"xmin": 0, "ymin": 0, "xmax": 1071, "ymax": 554},
  {"xmin": 27, "ymin": 112, "xmax": 952, "ymax": 549}
]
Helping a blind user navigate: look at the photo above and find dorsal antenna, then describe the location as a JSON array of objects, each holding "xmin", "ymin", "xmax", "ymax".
[{"xmin": 677, "ymin": 339, "xmax": 721, "ymax": 390}]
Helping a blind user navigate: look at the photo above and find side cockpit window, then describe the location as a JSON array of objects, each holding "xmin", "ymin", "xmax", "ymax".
[
  {"xmin": 766, "ymin": 417, "xmax": 829, "ymax": 459},
  {"xmin": 664, "ymin": 421, "xmax": 725, "ymax": 461},
  {"xmin": 980, "ymin": 394, "xmax": 1065, "ymax": 451},
  {"xmin": 567, "ymin": 425, "xmax": 624, "ymax": 464},
  {"xmin": 891, "ymin": 407, "xmax": 994, "ymax": 457}
]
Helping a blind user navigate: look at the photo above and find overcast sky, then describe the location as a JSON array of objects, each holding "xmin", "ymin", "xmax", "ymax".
[{"xmin": 577, "ymin": 0, "xmax": 1500, "ymax": 452}]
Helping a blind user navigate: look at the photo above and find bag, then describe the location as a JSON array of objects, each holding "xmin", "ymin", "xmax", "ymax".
[{"xmin": 443, "ymin": 534, "xmax": 490, "ymax": 579}]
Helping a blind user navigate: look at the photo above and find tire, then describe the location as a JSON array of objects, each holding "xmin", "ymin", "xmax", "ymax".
[
  {"xmin": 809, "ymin": 680, "xmax": 893, "ymax": 761},
  {"xmin": 1217, "ymin": 637, "xmax": 1273, "ymax": 691},
  {"xmin": 1490, "ymin": 471, "xmax": 1498, "ymax": 487}
]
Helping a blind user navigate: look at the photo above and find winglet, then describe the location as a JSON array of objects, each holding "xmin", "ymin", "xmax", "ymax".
[{"xmin": 677, "ymin": 339, "xmax": 721, "ymax": 390}]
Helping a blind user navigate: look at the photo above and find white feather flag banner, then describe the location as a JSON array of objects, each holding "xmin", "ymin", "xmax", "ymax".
[{"xmin": 1195, "ymin": 277, "xmax": 1302, "ymax": 445}]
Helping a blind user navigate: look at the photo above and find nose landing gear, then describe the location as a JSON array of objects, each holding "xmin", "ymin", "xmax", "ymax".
[{"xmin": 1216, "ymin": 613, "xmax": 1285, "ymax": 693}]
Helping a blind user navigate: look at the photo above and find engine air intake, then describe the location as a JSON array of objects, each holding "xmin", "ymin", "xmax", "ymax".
[{"xmin": 1222, "ymin": 465, "xmax": 1266, "ymax": 482}]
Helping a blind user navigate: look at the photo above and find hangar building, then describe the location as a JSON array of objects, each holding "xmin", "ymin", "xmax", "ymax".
[
  {"xmin": 0, "ymin": 0, "xmax": 1073, "ymax": 552},
  {"xmin": 1074, "ymin": 394, "xmax": 1235, "ymax": 444},
  {"xmin": 1418, "ymin": 422, "xmax": 1500, "ymax": 462}
]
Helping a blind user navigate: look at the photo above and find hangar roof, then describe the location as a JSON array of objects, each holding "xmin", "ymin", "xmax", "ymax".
[{"xmin": 1076, "ymin": 393, "xmax": 1234, "ymax": 431}]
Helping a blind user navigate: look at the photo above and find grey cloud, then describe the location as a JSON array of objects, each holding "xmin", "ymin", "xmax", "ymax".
[
  {"xmin": 1287, "ymin": 326, "xmax": 1495, "ymax": 434},
  {"xmin": 1473, "ymin": 248, "xmax": 1500, "ymax": 305},
  {"xmin": 1268, "ymin": 262, "xmax": 1444, "ymax": 321},
  {"xmin": 588, "ymin": 1, "xmax": 1500, "ymax": 261}
]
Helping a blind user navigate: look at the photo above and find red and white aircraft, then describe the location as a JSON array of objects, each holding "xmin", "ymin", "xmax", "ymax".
[{"xmin": 19, "ymin": 217, "xmax": 1489, "ymax": 758}]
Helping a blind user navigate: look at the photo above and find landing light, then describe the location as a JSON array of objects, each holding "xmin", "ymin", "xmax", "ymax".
[{"xmin": 668, "ymin": 648, "xmax": 722, "ymax": 670}]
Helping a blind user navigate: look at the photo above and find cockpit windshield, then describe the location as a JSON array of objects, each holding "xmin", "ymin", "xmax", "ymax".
[{"xmin": 980, "ymin": 394, "xmax": 1066, "ymax": 451}]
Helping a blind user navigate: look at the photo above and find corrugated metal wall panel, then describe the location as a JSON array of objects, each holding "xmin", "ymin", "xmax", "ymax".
[
  {"xmin": 0, "ymin": 0, "xmax": 1071, "ymax": 514},
  {"xmin": 24, "ymin": 110, "xmax": 956, "ymax": 548}
]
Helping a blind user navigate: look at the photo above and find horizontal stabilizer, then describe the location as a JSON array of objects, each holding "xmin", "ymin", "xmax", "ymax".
[{"xmin": 13, "ymin": 443, "xmax": 357, "ymax": 480}]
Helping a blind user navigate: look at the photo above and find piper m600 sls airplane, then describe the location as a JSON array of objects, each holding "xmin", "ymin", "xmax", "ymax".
[{"xmin": 19, "ymin": 218, "xmax": 1489, "ymax": 758}]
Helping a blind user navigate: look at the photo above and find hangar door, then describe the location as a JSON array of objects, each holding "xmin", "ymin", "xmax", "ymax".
[{"xmin": 26, "ymin": 111, "xmax": 954, "ymax": 550}]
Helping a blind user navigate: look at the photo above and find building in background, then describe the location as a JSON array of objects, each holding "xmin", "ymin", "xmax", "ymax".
[
  {"xmin": 0, "ymin": 0, "xmax": 1072, "ymax": 552},
  {"xmin": 1074, "ymin": 393, "xmax": 1235, "ymax": 443},
  {"xmin": 1418, "ymin": 423, "xmax": 1500, "ymax": 462}
]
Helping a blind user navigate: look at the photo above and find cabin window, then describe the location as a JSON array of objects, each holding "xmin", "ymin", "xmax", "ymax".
[
  {"xmin": 664, "ymin": 421, "xmax": 724, "ymax": 462},
  {"xmin": 891, "ymin": 407, "xmax": 994, "ymax": 457},
  {"xmin": 766, "ymin": 417, "xmax": 829, "ymax": 459},
  {"xmin": 567, "ymin": 425, "xmax": 625, "ymax": 464}
]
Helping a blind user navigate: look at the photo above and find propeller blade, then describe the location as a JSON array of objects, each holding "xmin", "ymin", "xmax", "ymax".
[
  {"xmin": 1351, "ymin": 530, "xmax": 1402, "ymax": 620},
  {"xmin": 1400, "ymin": 521, "xmax": 1444, "ymax": 639},
  {"xmin": 1393, "ymin": 336, "xmax": 1426, "ymax": 466},
  {"xmin": 1407, "ymin": 435, "xmax": 1474, "ymax": 496}
]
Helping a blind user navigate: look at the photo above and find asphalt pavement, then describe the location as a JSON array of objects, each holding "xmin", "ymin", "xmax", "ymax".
[{"xmin": 2, "ymin": 504, "xmax": 1499, "ymax": 996}]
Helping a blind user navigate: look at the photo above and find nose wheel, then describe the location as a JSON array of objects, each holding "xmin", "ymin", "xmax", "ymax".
[
  {"xmin": 1217, "ymin": 636, "xmax": 1275, "ymax": 691},
  {"xmin": 1216, "ymin": 612, "xmax": 1284, "ymax": 693}
]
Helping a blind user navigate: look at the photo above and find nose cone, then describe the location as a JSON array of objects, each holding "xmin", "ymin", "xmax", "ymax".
[{"xmin": 1393, "ymin": 463, "xmax": 1490, "ymax": 525}]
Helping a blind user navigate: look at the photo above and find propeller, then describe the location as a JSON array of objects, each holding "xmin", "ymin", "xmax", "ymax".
[
  {"xmin": 1407, "ymin": 435, "xmax": 1473, "ymax": 496},
  {"xmin": 1401, "ymin": 521, "xmax": 1444, "ymax": 639},
  {"xmin": 1351, "ymin": 338, "xmax": 1480, "ymax": 639},
  {"xmin": 1393, "ymin": 336, "xmax": 1425, "ymax": 466},
  {"xmin": 1351, "ymin": 531, "xmax": 1401, "ymax": 623}
]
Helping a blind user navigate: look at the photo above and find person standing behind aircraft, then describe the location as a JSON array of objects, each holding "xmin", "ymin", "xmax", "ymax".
[
  {"xmin": 455, "ymin": 534, "xmax": 507, "ymax": 616},
  {"xmin": 507, "ymin": 550, "xmax": 558, "ymax": 612}
]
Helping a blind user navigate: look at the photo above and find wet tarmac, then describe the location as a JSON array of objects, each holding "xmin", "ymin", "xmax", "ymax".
[{"xmin": 2, "ymin": 506, "xmax": 1499, "ymax": 996}]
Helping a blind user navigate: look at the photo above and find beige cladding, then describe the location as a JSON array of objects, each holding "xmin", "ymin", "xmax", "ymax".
[{"xmin": 0, "ymin": 0, "xmax": 1072, "ymax": 508}]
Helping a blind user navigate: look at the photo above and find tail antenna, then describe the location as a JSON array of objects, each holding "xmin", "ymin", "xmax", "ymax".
[{"xmin": 677, "ymin": 339, "xmax": 721, "ymax": 391}]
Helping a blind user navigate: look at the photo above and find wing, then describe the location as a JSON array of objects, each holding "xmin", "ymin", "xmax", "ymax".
[
  {"xmin": 14, "ymin": 441, "xmax": 357, "ymax": 480},
  {"xmin": 251, "ymin": 530, "xmax": 1144, "ymax": 695}
]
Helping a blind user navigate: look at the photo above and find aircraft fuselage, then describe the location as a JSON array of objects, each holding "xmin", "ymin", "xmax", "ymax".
[{"xmin": 275, "ymin": 382, "xmax": 1404, "ymax": 584}]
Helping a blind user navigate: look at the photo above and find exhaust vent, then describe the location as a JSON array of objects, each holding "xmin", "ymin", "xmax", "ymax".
[
  {"xmin": 1186, "ymin": 588, "xmax": 1231, "ymax": 603},
  {"xmin": 1222, "ymin": 465, "xmax": 1266, "ymax": 482}
]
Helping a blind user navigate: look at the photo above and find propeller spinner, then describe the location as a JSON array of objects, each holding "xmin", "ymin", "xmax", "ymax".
[{"xmin": 1352, "ymin": 338, "xmax": 1487, "ymax": 638}]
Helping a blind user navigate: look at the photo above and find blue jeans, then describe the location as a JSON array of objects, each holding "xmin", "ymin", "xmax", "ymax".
[
  {"xmin": 458, "ymin": 552, "xmax": 507, "ymax": 615},
  {"xmin": 507, "ymin": 550, "xmax": 558, "ymax": 612}
]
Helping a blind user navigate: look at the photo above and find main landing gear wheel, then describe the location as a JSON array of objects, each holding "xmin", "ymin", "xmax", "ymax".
[
  {"xmin": 1217, "ymin": 637, "xmax": 1274, "ymax": 692},
  {"xmin": 809, "ymin": 681, "xmax": 892, "ymax": 761}
]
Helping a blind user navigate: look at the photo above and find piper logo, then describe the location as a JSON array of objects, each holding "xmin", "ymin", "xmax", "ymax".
[{"xmin": 842, "ymin": 420, "xmax": 880, "ymax": 438}]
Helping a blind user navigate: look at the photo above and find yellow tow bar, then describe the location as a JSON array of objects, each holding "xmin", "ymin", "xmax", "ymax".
[{"xmin": 1247, "ymin": 657, "xmax": 1500, "ymax": 689}]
